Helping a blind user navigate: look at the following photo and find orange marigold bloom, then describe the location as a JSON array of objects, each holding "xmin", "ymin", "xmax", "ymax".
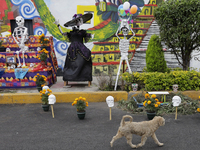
[
  {"xmin": 151, "ymin": 94, "xmax": 156, "ymax": 98},
  {"xmin": 145, "ymin": 93, "xmax": 150, "ymax": 99}
]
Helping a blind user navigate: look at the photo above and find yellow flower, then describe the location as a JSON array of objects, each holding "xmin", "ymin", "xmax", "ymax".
[
  {"xmin": 49, "ymin": 90, "xmax": 52, "ymax": 93},
  {"xmin": 33, "ymin": 79, "xmax": 36, "ymax": 82},
  {"xmin": 155, "ymin": 98, "xmax": 159, "ymax": 102},
  {"xmin": 157, "ymin": 102, "xmax": 161, "ymax": 105},
  {"xmin": 86, "ymin": 102, "xmax": 89, "ymax": 107},
  {"xmin": 82, "ymin": 98, "xmax": 86, "ymax": 101},
  {"xmin": 40, "ymin": 91, "xmax": 42, "ymax": 93},
  {"xmin": 145, "ymin": 93, "xmax": 150, "ymax": 99},
  {"xmin": 42, "ymin": 92, "xmax": 45, "ymax": 94},
  {"xmin": 41, "ymin": 84, "xmax": 44, "ymax": 87},
  {"xmin": 74, "ymin": 101, "xmax": 77, "ymax": 104},
  {"xmin": 197, "ymin": 108, "xmax": 200, "ymax": 112},
  {"xmin": 37, "ymin": 73, "xmax": 40, "ymax": 75},
  {"xmin": 79, "ymin": 97, "xmax": 82, "ymax": 100},
  {"xmin": 154, "ymin": 104, "xmax": 158, "ymax": 107},
  {"xmin": 147, "ymin": 101, "xmax": 151, "ymax": 104},
  {"xmin": 75, "ymin": 98, "xmax": 78, "ymax": 101},
  {"xmin": 48, "ymin": 93, "xmax": 51, "ymax": 96},
  {"xmin": 72, "ymin": 103, "xmax": 74, "ymax": 106},
  {"xmin": 151, "ymin": 94, "xmax": 156, "ymax": 98},
  {"xmin": 143, "ymin": 102, "xmax": 146, "ymax": 106},
  {"xmin": 199, "ymin": 96, "xmax": 200, "ymax": 99}
]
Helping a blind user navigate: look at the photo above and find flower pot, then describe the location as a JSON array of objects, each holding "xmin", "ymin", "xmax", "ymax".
[
  {"xmin": 146, "ymin": 111, "xmax": 156, "ymax": 120},
  {"xmin": 42, "ymin": 104, "xmax": 50, "ymax": 111},
  {"xmin": 36, "ymin": 86, "xmax": 42, "ymax": 92},
  {"xmin": 77, "ymin": 111, "xmax": 86, "ymax": 120}
]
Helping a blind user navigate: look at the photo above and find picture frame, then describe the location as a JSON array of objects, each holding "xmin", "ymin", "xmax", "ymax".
[{"xmin": 6, "ymin": 55, "xmax": 17, "ymax": 67}]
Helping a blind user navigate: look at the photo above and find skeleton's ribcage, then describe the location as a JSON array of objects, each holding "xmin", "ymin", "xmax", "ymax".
[
  {"xmin": 14, "ymin": 27, "xmax": 28, "ymax": 43},
  {"xmin": 119, "ymin": 40, "xmax": 129, "ymax": 53}
]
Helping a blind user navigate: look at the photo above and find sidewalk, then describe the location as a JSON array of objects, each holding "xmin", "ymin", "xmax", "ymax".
[
  {"xmin": 0, "ymin": 102, "xmax": 199, "ymax": 150},
  {"xmin": 0, "ymin": 76, "xmax": 128, "ymax": 104}
]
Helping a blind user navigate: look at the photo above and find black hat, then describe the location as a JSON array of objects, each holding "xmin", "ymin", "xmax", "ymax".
[{"xmin": 64, "ymin": 13, "xmax": 93, "ymax": 27}]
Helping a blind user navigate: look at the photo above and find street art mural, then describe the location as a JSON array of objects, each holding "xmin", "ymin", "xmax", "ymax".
[{"xmin": 1, "ymin": 0, "xmax": 190, "ymax": 75}]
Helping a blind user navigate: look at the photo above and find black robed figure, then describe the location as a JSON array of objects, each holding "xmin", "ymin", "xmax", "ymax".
[{"xmin": 54, "ymin": 13, "xmax": 93, "ymax": 86}]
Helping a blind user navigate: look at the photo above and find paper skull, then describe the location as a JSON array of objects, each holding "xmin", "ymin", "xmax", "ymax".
[
  {"xmin": 106, "ymin": 96, "xmax": 114, "ymax": 107},
  {"xmin": 172, "ymin": 96, "xmax": 181, "ymax": 107},
  {"xmin": 48, "ymin": 94, "xmax": 56, "ymax": 104}
]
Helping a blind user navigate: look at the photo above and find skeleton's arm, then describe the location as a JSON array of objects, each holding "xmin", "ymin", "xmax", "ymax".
[
  {"xmin": 128, "ymin": 27, "xmax": 135, "ymax": 41},
  {"xmin": 115, "ymin": 26, "xmax": 121, "ymax": 39},
  {"xmin": 54, "ymin": 20, "xmax": 67, "ymax": 36},
  {"xmin": 12, "ymin": 28, "xmax": 19, "ymax": 45}
]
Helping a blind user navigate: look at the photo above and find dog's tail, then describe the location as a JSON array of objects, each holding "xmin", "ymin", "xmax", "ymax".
[{"xmin": 120, "ymin": 115, "xmax": 133, "ymax": 127}]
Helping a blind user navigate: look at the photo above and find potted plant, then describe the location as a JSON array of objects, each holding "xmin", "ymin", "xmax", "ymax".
[
  {"xmin": 38, "ymin": 33, "xmax": 49, "ymax": 48},
  {"xmin": 72, "ymin": 96, "xmax": 89, "ymax": 119},
  {"xmin": 143, "ymin": 93, "xmax": 161, "ymax": 120},
  {"xmin": 36, "ymin": 48, "xmax": 49, "ymax": 66},
  {"xmin": 33, "ymin": 73, "xmax": 47, "ymax": 92},
  {"xmin": 40, "ymin": 88, "xmax": 52, "ymax": 111},
  {"xmin": 0, "ymin": 38, "xmax": 5, "ymax": 52}
]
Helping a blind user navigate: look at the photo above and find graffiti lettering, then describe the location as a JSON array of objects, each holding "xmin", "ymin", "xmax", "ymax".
[
  {"xmin": 150, "ymin": 0, "xmax": 157, "ymax": 4},
  {"xmin": 136, "ymin": 30, "xmax": 143, "ymax": 34}
]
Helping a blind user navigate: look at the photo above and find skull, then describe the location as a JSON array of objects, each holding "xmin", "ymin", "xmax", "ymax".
[
  {"xmin": 106, "ymin": 96, "xmax": 114, "ymax": 107},
  {"xmin": 15, "ymin": 16, "xmax": 25, "ymax": 27},
  {"xmin": 172, "ymin": 96, "xmax": 181, "ymax": 107},
  {"xmin": 132, "ymin": 83, "xmax": 138, "ymax": 91},
  {"xmin": 48, "ymin": 94, "xmax": 56, "ymax": 105},
  {"xmin": 173, "ymin": 84, "xmax": 178, "ymax": 92}
]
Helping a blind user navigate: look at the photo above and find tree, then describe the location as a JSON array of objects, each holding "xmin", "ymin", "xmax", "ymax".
[
  {"xmin": 146, "ymin": 34, "xmax": 167, "ymax": 73},
  {"xmin": 154, "ymin": 0, "xmax": 200, "ymax": 70}
]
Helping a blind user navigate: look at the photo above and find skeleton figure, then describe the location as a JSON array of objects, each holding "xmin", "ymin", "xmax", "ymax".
[
  {"xmin": 114, "ymin": 18, "xmax": 135, "ymax": 91},
  {"xmin": 12, "ymin": 16, "xmax": 29, "ymax": 67}
]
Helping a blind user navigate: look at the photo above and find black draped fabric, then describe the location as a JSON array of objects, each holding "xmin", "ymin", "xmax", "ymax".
[{"xmin": 63, "ymin": 28, "xmax": 92, "ymax": 81}]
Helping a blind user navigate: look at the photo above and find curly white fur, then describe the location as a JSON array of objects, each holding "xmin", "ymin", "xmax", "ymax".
[{"xmin": 110, "ymin": 115, "xmax": 165, "ymax": 148}]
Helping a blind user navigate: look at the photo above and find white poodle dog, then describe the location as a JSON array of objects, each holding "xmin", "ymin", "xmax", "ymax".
[{"xmin": 110, "ymin": 115, "xmax": 165, "ymax": 148}]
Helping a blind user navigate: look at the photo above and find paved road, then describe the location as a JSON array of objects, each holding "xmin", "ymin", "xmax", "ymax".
[{"xmin": 0, "ymin": 102, "xmax": 200, "ymax": 150}]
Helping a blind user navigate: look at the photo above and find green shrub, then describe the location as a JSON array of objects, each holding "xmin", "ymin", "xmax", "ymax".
[
  {"xmin": 146, "ymin": 34, "xmax": 167, "ymax": 73},
  {"xmin": 122, "ymin": 70, "xmax": 200, "ymax": 91}
]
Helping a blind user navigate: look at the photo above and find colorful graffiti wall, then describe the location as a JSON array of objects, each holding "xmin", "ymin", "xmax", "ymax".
[{"xmin": 1, "ymin": 0, "xmax": 188, "ymax": 76}]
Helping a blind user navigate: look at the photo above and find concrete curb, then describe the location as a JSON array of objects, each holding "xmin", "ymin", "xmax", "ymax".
[
  {"xmin": 0, "ymin": 90, "xmax": 199, "ymax": 104},
  {"xmin": 0, "ymin": 91, "xmax": 128, "ymax": 104}
]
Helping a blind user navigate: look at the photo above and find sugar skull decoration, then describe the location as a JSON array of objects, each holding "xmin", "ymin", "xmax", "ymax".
[
  {"xmin": 106, "ymin": 96, "xmax": 114, "ymax": 107},
  {"xmin": 173, "ymin": 84, "xmax": 178, "ymax": 92},
  {"xmin": 48, "ymin": 94, "xmax": 56, "ymax": 105},
  {"xmin": 172, "ymin": 96, "xmax": 181, "ymax": 107},
  {"xmin": 132, "ymin": 83, "xmax": 138, "ymax": 91}
]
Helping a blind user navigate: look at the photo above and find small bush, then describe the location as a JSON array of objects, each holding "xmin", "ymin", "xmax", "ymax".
[
  {"xmin": 122, "ymin": 70, "xmax": 200, "ymax": 91},
  {"xmin": 146, "ymin": 34, "xmax": 167, "ymax": 73}
]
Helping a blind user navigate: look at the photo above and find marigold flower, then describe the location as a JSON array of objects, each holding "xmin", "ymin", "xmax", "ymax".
[
  {"xmin": 75, "ymin": 98, "xmax": 78, "ymax": 101},
  {"xmin": 145, "ymin": 93, "xmax": 150, "ymax": 99},
  {"xmin": 157, "ymin": 102, "xmax": 161, "ymax": 105},
  {"xmin": 143, "ymin": 102, "xmax": 146, "ymax": 106},
  {"xmin": 154, "ymin": 104, "xmax": 158, "ymax": 107},
  {"xmin": 82, "ymin": 98, "xmax": 86, "ymax": 101},
  {"xmin": 79, "ymin": 97, "xmax": 82, "ymax": 100},
  {"xmin": 197, "ymin": 108, "xmax": 200, "ymax": 112},
  {"xmin": 74, "ymin": 101, "xmax": 77, "ymax": 104},
  {"xmin": 147, "ymin": 101, "xmax": 151, "ymax": 104},
  {"xmin": 199, "ymin": 96, "xmax": 200, "ymax": 99},
  {"xmin": 155, "ymin": 98, "xmax": 159, "ymax": 102},
  {"xmin": 72, "ymin": 103, "xmax": 74, "ymax": 106},
  {"xmin": 151, "ymin": 94, "xmax": 156, "ymax": 98}
]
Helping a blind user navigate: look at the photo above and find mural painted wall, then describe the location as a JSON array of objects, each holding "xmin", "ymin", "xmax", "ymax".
[{"xmin": 1, "ymin": 0, "xmax": 190, "ymax": 76}]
